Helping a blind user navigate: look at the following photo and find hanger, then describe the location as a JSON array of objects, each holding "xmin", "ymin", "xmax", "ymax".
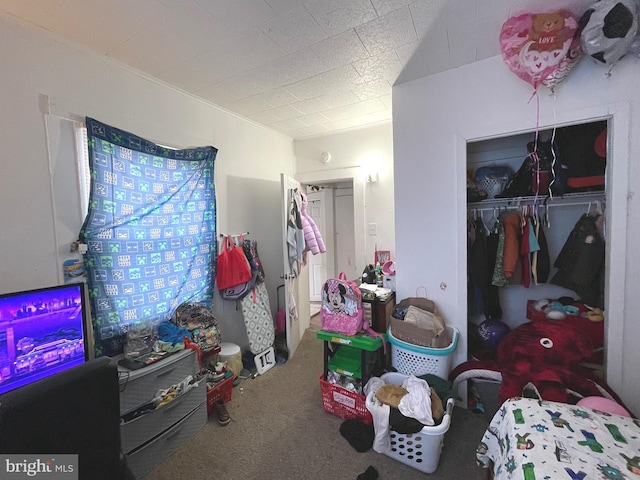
[
  {"xmin": 490, "ymin": 207, "xmax": 500, "ymax": 234},
  {"xmin": 519, "ymin": 204, "xmax": 528, "ymax": 231},
  {"xmin": 595, "ymin": 200, "xmax": 603, "ymax": 216},
  {"xmin": 480, "ymin": 210, "xmax": 490, "ymax": 235},
  {"xmin": 545, "ymin": 203, "xmax": 551, "ymax": 228},
  {"xmin": 474, "ymin": 209, "xmax": 490, "ymax": 236}
]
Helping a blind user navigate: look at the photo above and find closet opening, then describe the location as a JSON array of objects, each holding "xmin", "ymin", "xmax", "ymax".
[{"xmin": 464, "ymin": 119, "xmax": 609, "ymax": 416}]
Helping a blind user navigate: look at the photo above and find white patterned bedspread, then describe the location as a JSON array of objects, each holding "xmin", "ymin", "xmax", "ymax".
[{"xmin": 476, "ymin": 397, "xmax": 640, "ymax": 479}]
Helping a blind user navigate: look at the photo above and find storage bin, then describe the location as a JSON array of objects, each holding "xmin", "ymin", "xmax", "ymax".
[
  {"xmin": 206, "ymin": 374, "xmax": 236, "ymax": 416},
  {"xmin": 319, "ymin": 374, "xmax": 372, "ymax": 424},
  {"xmin": 122, "ymin": 383, "xmax": 205, "ymax": 454},
  {"xmin": 368, "ymin": 372, "xmax": 454, "ymax": 474},
  {"xmin": 474, "ymin": 166, "xmax": 512, "ymax": 199},
  {"xmin": 477, "ymin": 176, "xmax": 508, "ymax": 198},
  {"xmin": 317, "ymin": 329, "xmax": 385, "ymax": 387},
  {"xmin": 387, "ymin": 325, "xmax": 459, "ymax": 378},
  {"xmin": 126, "ymin": 403, "xmax": 207, "ymax": 479}
]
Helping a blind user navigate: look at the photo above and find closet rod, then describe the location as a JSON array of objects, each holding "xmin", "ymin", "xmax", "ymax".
[
  {"xmin": 471, "ymin": 200, "xmax": 605, "ymax": 214},
  {"xmin": 468, "ymin": 191, "xmax": 604, "ymax": 207}
]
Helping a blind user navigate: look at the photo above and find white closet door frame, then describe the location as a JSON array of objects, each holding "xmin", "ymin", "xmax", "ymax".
[{"xmin": 456, "ymin": 102, "xmax": 629, "ymax": 401}]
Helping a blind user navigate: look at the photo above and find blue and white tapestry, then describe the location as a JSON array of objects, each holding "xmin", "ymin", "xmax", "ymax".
[{"xmin": 81, "ymin": 117, "xmax": 217, "ymax": 356}]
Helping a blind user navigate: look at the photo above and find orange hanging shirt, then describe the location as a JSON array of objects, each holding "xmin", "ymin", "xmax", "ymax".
[{"xmin": 502, "ymin": 213, "xmax": 521, "ymax": 278}]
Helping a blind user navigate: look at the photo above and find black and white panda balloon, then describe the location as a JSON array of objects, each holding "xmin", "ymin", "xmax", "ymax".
[{"xmin": 579, "ymin": 0, "xmax": 639, "ymax": 65}]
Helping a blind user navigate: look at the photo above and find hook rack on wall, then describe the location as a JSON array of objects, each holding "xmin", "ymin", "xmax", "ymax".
[{"xmin": 219, "ymin": 231, "xmax": 249, "ymax": 239}]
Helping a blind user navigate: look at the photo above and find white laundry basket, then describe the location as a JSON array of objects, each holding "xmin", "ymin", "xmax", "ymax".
[
  {"xmin": 367, "ymin": 372, "xmax": 454, "ymax": 474},
  {"xmin": 387, "ymin": 326, "xmax": 459, "ymax": 378}
]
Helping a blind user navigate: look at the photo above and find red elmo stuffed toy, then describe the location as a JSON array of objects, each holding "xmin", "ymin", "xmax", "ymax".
[{"xmin": 451, "ymin": 320, "xmax": 618, "ymax": 405}]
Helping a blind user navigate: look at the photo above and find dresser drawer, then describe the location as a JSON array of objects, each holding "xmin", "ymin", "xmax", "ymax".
[
  {"xmin": 119, "ymin": 349, "xmax": 198, "ymax": 415},
  {"xmin": 120, "ymin": 382, "xmax": 205, "ymax": 454},
  {"xmin": 126, "ymin": 402, "xmax": 207, "ymax": 479}
]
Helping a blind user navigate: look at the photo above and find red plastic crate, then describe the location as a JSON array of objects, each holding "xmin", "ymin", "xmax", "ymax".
[
  {"xmin": 206, "ymin": 374, "xmax": 235, "ymax": 416},
  {"xmin": 319, "ymin": 374, "xmax": 372, "ymax": 424}
]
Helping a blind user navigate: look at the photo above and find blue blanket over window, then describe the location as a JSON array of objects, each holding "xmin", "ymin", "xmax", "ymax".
[{"xmin": 81, "ymin": 117, "xmax": 217, "ymax": 356}]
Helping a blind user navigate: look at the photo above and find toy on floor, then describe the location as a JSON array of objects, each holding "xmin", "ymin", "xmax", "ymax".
[{"xmin": 451, "ymin": 320, "xmax": 626, "ymax": 408}]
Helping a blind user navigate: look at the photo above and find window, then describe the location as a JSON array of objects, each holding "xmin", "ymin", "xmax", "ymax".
[
  {"xmin": 79, "ymin": 117, "xmax": 217, "ymax": 356},
  {"xmin": 75, "ymin": 123, "xmax": 90, "ymax": 217}
]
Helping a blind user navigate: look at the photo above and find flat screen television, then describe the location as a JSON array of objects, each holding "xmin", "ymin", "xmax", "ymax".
[{"xmin": 0, "ymin": 282, "xmax": 92, "ymax": 396}]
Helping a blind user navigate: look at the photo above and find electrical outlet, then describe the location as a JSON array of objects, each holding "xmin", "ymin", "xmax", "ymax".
[{"xmin": 368, "ymin": 223, "xmax": 377, "ymax": 236}]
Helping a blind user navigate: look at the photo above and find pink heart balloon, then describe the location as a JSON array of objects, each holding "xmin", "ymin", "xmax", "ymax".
[
  {"xmin": 542, "ymin": 30, "xmax": 583, "ymax": 90},
  {"xmin": 500, "ymin": 10, "xmax": 580, "ymax": 91}
]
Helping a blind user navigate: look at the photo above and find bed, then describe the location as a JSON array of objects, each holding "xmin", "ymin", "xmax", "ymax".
[{"xmin": 476, "ymin": 397, "xmax": 640, "ymax": 479}]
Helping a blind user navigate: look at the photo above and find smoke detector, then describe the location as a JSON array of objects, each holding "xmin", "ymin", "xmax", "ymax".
[{"xmin": 320, "ymin": 151, "xmax": 331, "ymax": 163}]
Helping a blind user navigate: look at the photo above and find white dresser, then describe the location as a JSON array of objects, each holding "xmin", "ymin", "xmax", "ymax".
[{"xmin": 118, "ymin": 349, "xmax": 206, "ymax": 479}]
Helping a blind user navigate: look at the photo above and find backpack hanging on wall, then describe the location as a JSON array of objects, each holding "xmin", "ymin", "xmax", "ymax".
[
  {"xmin": 216, "ymin": 235, "xmax": 252, "ymax": 291},
  {"xmin": 221, "ymin": 236, "xmax": 260, "ymax": 301},
  {"xmin": 221, "ymin": 270, "xmax": 257, "ymax": 301}
]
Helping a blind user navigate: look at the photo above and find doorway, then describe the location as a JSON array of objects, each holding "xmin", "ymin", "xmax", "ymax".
[
  {"xmin": 295, "ymin": 167, "xmax": 367, "ymax": 328},
  {"xmin": 306, "ymin": 182, "xmax": 356, "ymax": 320}
]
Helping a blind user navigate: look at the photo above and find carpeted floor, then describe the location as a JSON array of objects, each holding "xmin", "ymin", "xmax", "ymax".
[{"xmin": 143, "ymin": 320, "xmax": 490, "ymax": 480}]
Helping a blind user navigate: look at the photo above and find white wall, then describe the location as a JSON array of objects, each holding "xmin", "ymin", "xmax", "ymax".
[
  {"xmin": 393, "ymin": 54, "xmax": 640, "ymax": 413},
  {"xmin": 294, "ymin": 123, "xmax": 396, "ymax": 270},
  {"xmin": 0, "ymin": 16, "xmax": 295, "ymax": 350}
]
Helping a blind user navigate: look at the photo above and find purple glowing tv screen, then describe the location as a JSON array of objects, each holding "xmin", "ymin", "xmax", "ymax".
[{"xmin": 0, "ymin": 282, "xmax": 90, "ymax": 396}]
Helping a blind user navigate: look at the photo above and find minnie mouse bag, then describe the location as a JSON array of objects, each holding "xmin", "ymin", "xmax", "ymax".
[
  {"xmin": 320, "ymin": 274, "xmax": 386, "ymax": 349},
  {"xmin": 320, "ymin": 273, "xmax": 363, "ymax": 336}
]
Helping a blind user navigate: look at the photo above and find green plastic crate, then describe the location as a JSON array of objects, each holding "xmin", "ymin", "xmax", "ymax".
[
  {"xmin": 316, "ymin": 329, "xmax": 385, "ymax": 351},
  {"xmin": 328, "ymin": 346, "xmax": 363, "ymax": 378}
]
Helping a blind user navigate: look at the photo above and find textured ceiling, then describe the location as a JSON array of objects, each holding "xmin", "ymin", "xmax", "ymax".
[{"xmin": 1, "ymin": 0, "xmax": 593, "ymax": 139}]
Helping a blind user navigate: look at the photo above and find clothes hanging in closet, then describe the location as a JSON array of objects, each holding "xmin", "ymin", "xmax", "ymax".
[
  {"xmin": 484, "ymin": 225, "xmax": 503, "ymax": 319},
  {"xmin": 468, "ymin": 218, "xmax": 488, "ymax": 316},
  {"xmin": 519, "ymin": 216, "xmax": 541, "ymax": 289},
  {"xmin": 491, "ymin": 219, "xmax": 509, "ymax": 288},
  {"xmin": 551, "ymin": 213, "xmax": 605, "ymax": 308},
  {"xmin": 502, "ymin": 213, "xmax": 521, "ymax": 280},
  {"xmin": 486, "ymin": 210, "xmax": 551, "ymax": 289},
  {"xmin": 468, "ymin": 204, "xmax": 561, "ymax": 320},
  {"xmin": 532, "ymin": 216, "xmax": 551, "ymax": 284},
  {"xmin": 468, "ymin": 217, "xmax": 502, "ymax": 320}
]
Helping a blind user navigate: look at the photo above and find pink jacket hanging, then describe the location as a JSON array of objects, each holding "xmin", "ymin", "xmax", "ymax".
[{"xmin": 300, "ymin": 193, "xmax": 326, "ymax": 255}]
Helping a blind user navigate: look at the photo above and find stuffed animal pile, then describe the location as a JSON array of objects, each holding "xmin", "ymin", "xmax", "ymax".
[{"xmin": 451, "ymin": 319, "xmax": 621, "ymax": 405}]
